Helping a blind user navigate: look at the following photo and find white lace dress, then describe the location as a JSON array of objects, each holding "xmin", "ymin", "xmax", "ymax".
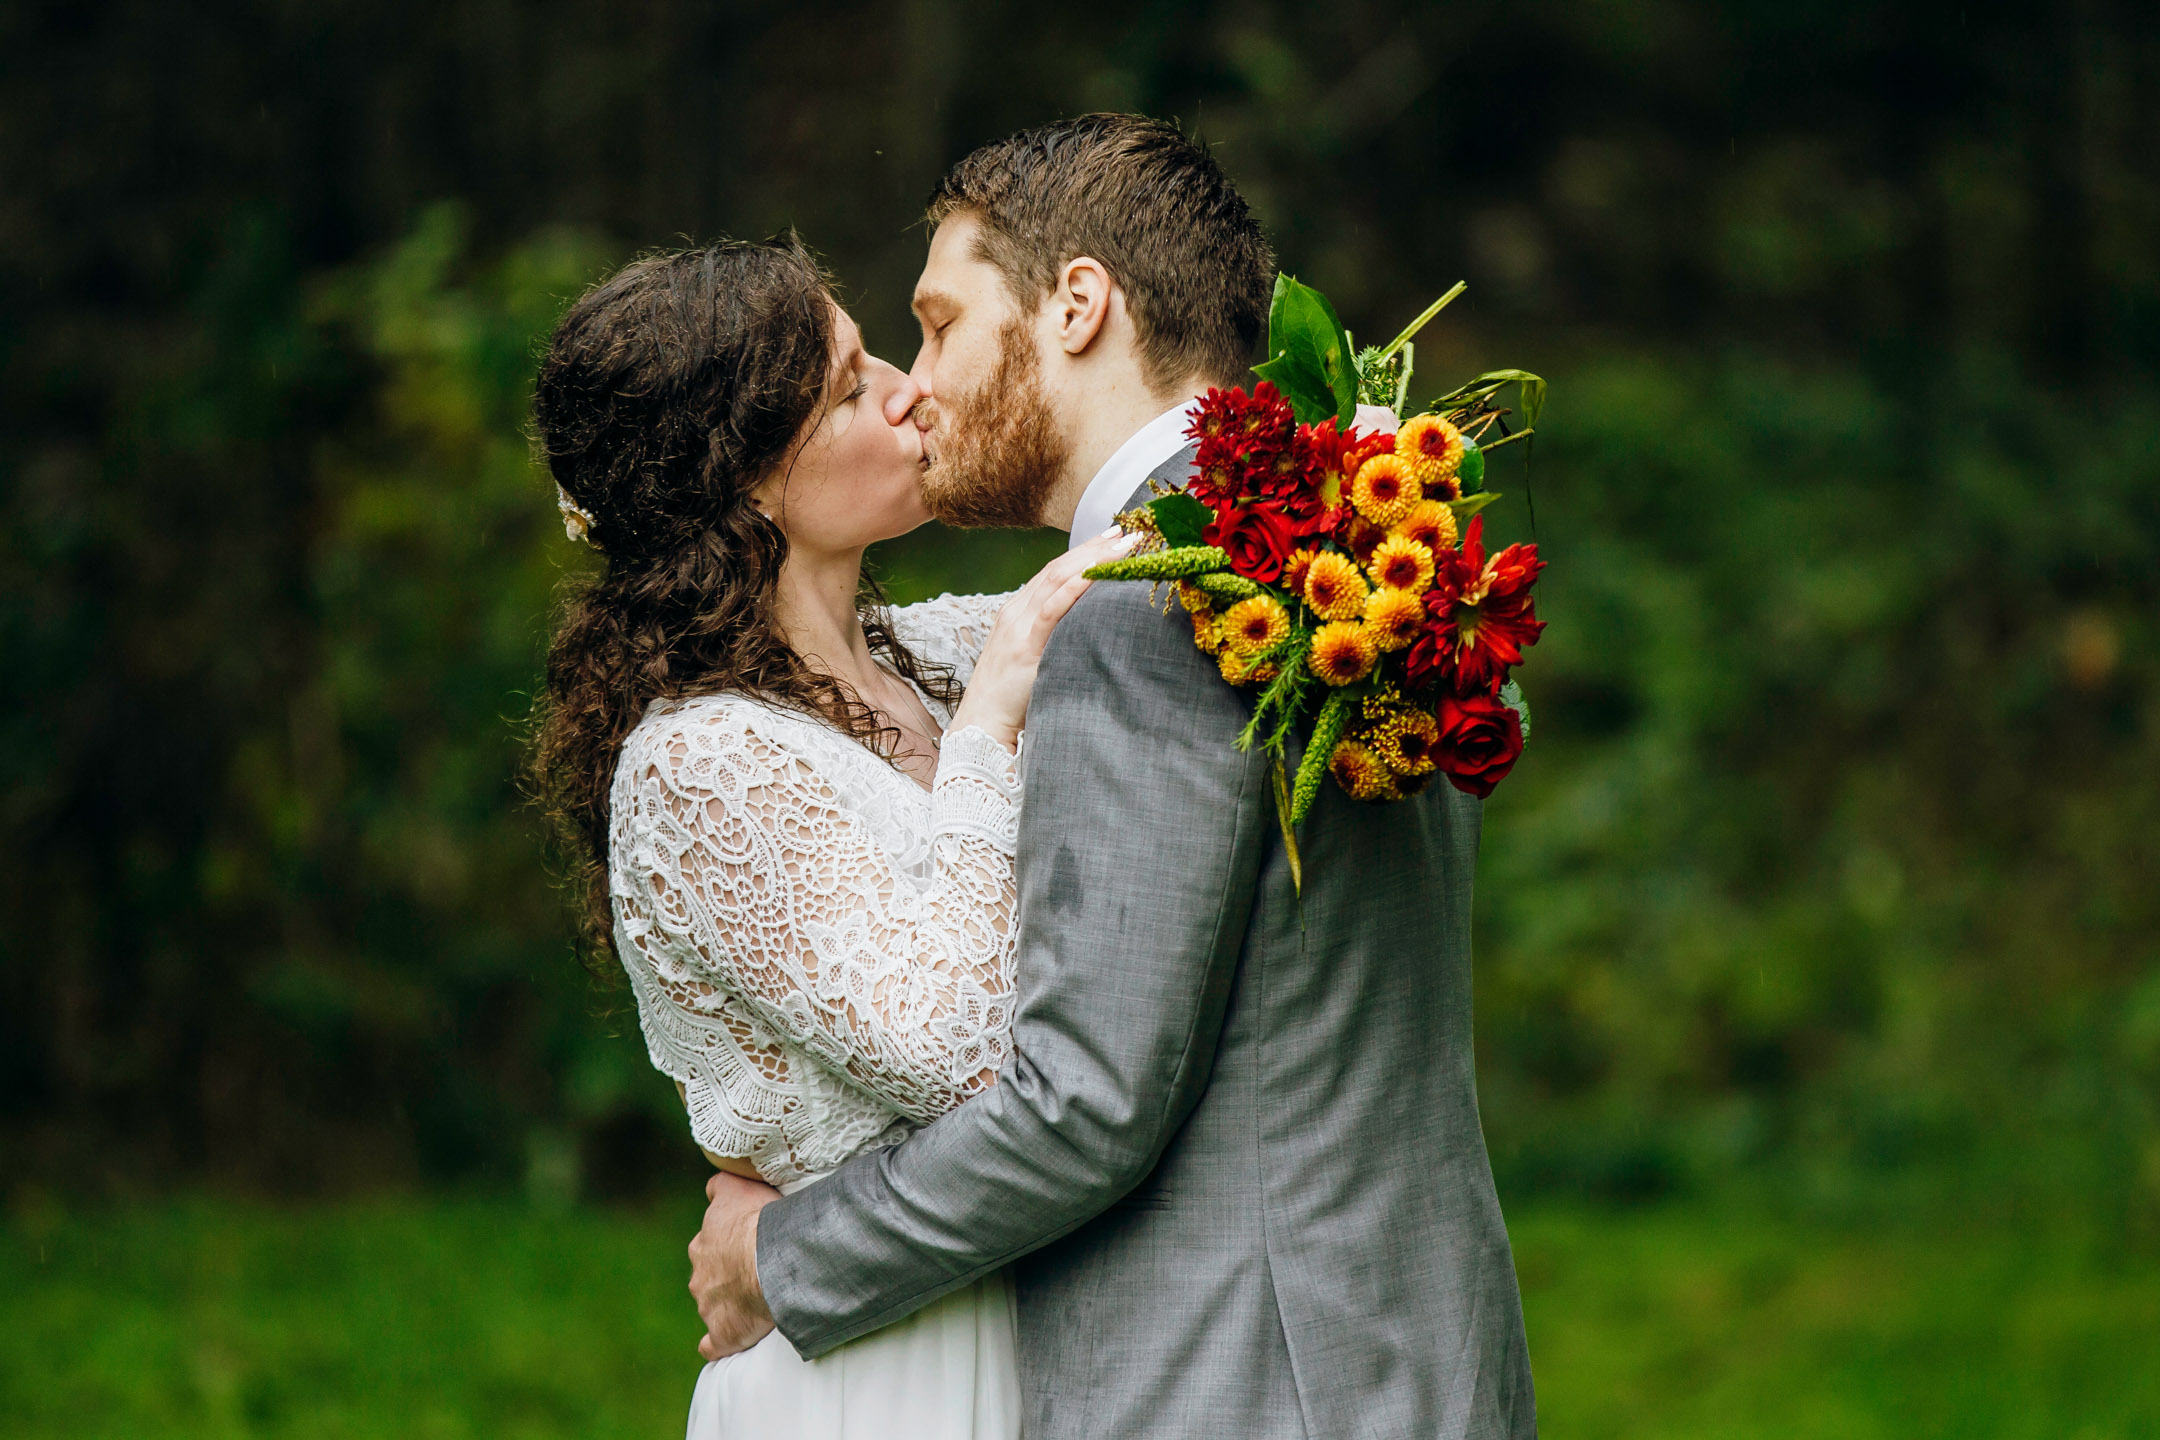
[{"xmin": 608, "ymin": 591, "xmax": 1023, "ymax": 1440}]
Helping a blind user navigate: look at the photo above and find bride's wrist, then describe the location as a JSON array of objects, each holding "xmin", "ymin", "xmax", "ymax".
[{"xmin": 949, "ymin": 700, "xmax": 1019, "ymax": 755}]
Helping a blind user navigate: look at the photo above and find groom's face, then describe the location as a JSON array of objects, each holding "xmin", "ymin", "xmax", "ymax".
[{"xmin": 908, "ymin": 216, "xmax": 1068, "ymax": 529}]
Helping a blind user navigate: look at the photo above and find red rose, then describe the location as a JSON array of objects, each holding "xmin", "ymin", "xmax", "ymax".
[
  {"xmin": 1433, "ymin": 689, "xmax": 1525, "ymax": 798},
  {"xmin": 1202, "ymin": 501, "xmax": 1300, "ymax": 583}
]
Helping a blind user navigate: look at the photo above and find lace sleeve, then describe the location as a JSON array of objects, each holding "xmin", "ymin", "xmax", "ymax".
[
  {"xmin": 615, "ymin": 711, "xmax": 1022, "ymax": 1125},
  {"xmin": 887, "ymin": 591, "xmax": 1015, "ymax": 688}
]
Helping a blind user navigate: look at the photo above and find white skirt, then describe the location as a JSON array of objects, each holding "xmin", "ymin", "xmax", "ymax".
[{"xmin": 686, "ymin": 1260, "xmax": 1020, "ymax": 1440}]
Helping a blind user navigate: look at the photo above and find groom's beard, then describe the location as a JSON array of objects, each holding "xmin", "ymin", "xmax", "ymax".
[{"xmin": 919, "ymin": 320, "xmax": 1067, "ymax": 530}]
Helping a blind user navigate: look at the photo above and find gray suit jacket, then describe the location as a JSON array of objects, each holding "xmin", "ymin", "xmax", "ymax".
[{"xmin": 758, "ymin": 455, "xmax": 1536, "ymax": 1439}]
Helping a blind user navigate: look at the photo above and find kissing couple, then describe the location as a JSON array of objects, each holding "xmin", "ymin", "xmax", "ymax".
[{"xmin": 531, "ymin": 114, "xmax": 1536, "ymax": 1440}]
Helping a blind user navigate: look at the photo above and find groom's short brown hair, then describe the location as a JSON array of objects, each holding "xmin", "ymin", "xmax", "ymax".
[{"xmin": 927, "ymin": 115, "xmax": 1274, "ymax": 391}]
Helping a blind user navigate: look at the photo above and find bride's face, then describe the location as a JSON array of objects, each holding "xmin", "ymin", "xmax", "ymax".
[{"xmin": 755, "ymin": 304, "xmax": 932, "ymax": 551}]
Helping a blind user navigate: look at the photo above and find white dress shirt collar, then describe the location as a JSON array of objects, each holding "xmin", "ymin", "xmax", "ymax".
[{"xmin": 1065, "ymin": 400, "xmax": 1201, "ymax": 548}]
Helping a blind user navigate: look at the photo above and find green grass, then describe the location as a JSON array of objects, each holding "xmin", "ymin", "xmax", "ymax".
[
  {"xmin": 4, "ymin": 1195, "xmax": 2156, "ymax": 1437},
  {"xmin": 1518, "ymin": 1206, "xmax": 2160, "ymax": 1438}
]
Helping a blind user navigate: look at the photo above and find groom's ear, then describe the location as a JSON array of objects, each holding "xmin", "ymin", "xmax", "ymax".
[{"xmin": 1053, "ymin": 256, "xmax": 1118, "ymax": 358}]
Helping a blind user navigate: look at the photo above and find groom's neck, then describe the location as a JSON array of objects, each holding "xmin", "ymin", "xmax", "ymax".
[{"xmin": 1041, "ymin": 370, "xmax": 1210, "ymax": 531}]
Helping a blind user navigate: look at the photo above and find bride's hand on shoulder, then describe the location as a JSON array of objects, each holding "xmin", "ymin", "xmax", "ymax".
[{"xmin": 950, "ymin": 529, "xmax": 1140, "ymax": 752}]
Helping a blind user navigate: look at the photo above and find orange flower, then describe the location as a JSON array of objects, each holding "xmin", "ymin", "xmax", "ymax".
[
  {"xmin": 1394, "ymin": 499, "xmax": 1458, "ymax": 555},
  {"xmin": 1350, "ymin": 453, "xmax": 1421, "ymax": 527},
  {"xmin": 1221, "ymin": 595, "xmax": 1291, "ymax": 656},
  {"xmin": 1368, "ymin": 535, "xmax": 1437, "ymax": 594},
  {"xmin": 1307, "ymin": 621, "xmax": 1379, "ymax": 686},
  {"xmin": 1329, "ymin": 740, "xmax": 1400, "ymax": 802},
  {"xmin": 1362, "ymin": 586, "xmax": 1426, "ymax": 651},
  {"xmin": 1344, "ymin": 518, "xmax": 1389, "ymax": 567},
  {"xmin": 1191, "ymin": 609, "xmax": 1224, "ymax": 654},
  {"xmin": 1280, "ymin": 545, "xmax": 1320, "ymax": 595},
  {"xmin": 1301, "ymin": 551, "xmax": 1369, "ymax": 621},
  {"xmin": 1175, "ymin": 580, "xmax": 1214, "ymax": 614},
  {"xmin": 1395, "ymin": 415, "xmax": 1464, "ymax": 498}
]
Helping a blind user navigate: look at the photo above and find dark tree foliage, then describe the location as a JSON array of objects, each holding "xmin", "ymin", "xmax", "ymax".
[{"xmin": 2, "ymin": 1, "xmax": 2155, "ymax": 1210}]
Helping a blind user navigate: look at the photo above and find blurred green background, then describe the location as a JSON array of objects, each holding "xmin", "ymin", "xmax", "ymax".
[{"xmin": 4, "ymin": 1, "xmax": 2156, "ymax": 1435}]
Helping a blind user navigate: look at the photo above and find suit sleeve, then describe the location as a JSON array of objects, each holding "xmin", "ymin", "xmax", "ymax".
[{"xmin": 754, "ymin": 578, "xmax": 1271, "ymax": 1357}]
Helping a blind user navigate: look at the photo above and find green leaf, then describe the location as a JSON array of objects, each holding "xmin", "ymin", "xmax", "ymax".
[
  {"xmin": 1426, "ymin": 367, "xmax": 1547, "ymax": 427},
  {"xmin": 1456, "ymin": 442, "xmax": 1485, "ymax": 495},
  {"xmin": 1252, "ymin": 274, "xmax": 1357, "ymax": 427},
  {"xmin": 1449, "ymin": 491, "xmax": 1503, "ymax": 522},
  {"xmin": 1148, "ymin": 492, "xmax": 1213, "ymax": 549},
  {"xmin": 1473, "ymin": 369, "xmax": 1545, "ymax": 427},
  {"xmin": 1500, "ymin": 679, "xmax": 1531, "ymax": 742},
  {"xmin": 1270, "ymin": 755, "xmax": 1304, "ymax": 896}
]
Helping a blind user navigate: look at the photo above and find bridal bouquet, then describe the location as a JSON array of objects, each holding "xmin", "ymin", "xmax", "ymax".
[{"xmin": 1085, "ymin": 275, "xmax": 1547, "ymax": 885}]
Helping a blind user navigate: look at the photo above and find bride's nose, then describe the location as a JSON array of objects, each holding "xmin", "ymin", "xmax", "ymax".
[{"xmin": 882, "ymin": 372, "xmax": 923, "ymax": 428}]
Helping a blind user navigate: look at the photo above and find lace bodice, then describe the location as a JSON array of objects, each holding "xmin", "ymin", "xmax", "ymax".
[{"xmin": 609, "ymin": 591, "xmax": 1019, "ymax": 1188}]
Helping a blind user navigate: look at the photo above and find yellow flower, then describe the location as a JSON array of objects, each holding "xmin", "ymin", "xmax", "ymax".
[
  {"xmin": 1329, "ymin": 740, "xmax": 1400, "ymax": 802},
  {"xmin": 1350, "ymin": 452, "xmax": 1421, "ymax": 527},
  {"xmin": 1367, "ymin": 535, "xmax": 1436, "ymax": 594},
  {"xmin": 1394, "ymin": 499, "xmax": 1458, "ymax": 556},
  {"xmin": 1280, "ymin": 546, "xmax": 1320, "ymax": 595},
  {"xmin": 1302, "ymin": 550, "xmax": 1369, "ymax": 621},
  {"xmin": 1217, "ymin": 647, "xmax": 1275, "ymax": 686},
  {"xmin": 1344, "ymin": 518, "xmax": 1389, "ymax": 568},
  {"xmin": 1175, "ymin": 580, "xmax": 1214, "ymax": 615},
  {"xmin": 1362, "ymin": 586, "xmax": 1426, "ymax": 651},
  {"xmin": 1395, "ymin": 415, "xmax": 1464, "ymax": 497},
  {"xmin": 1307, "ymin": 621, "xmax": 1379, "ymax": 686},
  {"xmin": 1369, "ymin": 708, "xmax": 1442, "ymax": 777},
  {"xmin": 1191, "ymin": 609, "xmax": 1224, "ymax": 654},
  {"xmin": 1220, "ymin": 594, "xmax": 1291, "ymax": 656}
]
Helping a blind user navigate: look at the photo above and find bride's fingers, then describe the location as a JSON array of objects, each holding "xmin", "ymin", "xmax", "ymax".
[
  {"xmin": 1033, "ymin": 562, "xmax": 1101, "ymax": 631},
  {"xmin": 1032, "ymin": 576, "xmax": 1091, "ymax": 633},
  {"xmin": 1016, "ymin": 531, "xmax": 1135, "ymax": 609},
  {"xmin": 1036, "ymin": 532, "xmax": 1137, "ymax": 618},
  {"xmin": 1068, "ymin": 528, "xmax": 1141, "ymax": 570}
]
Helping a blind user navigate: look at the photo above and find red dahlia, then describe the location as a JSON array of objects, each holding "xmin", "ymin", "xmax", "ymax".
[
  {"xmin": 1404, "ymin": 516, "xmax": 1547, "ymax": 697},
  {"xmin": 1187, "ymin": 384, "xmax": 1303, "ymax": 507}
]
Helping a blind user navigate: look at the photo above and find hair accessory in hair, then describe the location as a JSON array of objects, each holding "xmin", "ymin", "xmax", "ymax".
[{"xmin": 556, "ymin": 484, "xmax": 597, "ymax": 546}]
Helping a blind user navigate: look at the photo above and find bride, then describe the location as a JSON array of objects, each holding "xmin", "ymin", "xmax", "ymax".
[{"xmin": 529, "ymin": 236, "xmax": 1132, "ymax": 1439}]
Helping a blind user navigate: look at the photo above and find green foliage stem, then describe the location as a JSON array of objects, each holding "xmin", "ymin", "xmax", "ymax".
[
  {"xmin": 1291, "ymin": 692, "xmax": 1353, "ymax": 825},
  {"xmin": 1193, "ymin": 572, "xmax": 1264, "ymax": 603},
  {"xmin": 1235, "ymin": 631, "xmax": 1314, "ymax": 751},
  {"xmin": 1084, "ymin": 546, "xmax": 1229, "ymax": 580}
]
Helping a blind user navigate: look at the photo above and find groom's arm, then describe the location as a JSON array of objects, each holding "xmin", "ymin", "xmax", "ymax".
[{"xmin": 752, "ymin": 579, "xmax": 1270, "ymax": 1358}]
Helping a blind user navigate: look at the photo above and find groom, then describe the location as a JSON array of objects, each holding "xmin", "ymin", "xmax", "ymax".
[{"xmin": 691, "ymin": 114, "xmax": 1536, "ymax": 1439}]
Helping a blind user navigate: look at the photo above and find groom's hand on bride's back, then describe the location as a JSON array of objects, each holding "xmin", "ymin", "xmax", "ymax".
[{"xmin": 689, "ymin": 1170, "xmax": 780, "ymax": 1360}]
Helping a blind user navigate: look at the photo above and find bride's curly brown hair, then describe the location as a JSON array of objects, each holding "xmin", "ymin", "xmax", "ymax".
[{"xmin": 530, "ymin": 236, "xmax": 955, "ymax": 979}]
